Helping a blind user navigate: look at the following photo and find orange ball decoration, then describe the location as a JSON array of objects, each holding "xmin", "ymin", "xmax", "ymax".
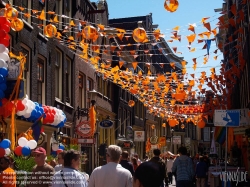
[
  {"xmin": 44, "ymin": 24, "xmax": 57, "ymax": 38},
  {"xmin": 197, "ymin": 120, "xmax": 205, "ymax": 128},
  {"xmin": 164, "ymin": 0, "xmax": 179, "ymax": 13},
  {"xmin": 128, "ymin": 100, "xmax": 135, "ymax": 107},
  {"xmin": 151, "ymin": 125, "xmax": 155, "ymax": 129},
  {"xmin": 132, "ymin": 27, "xmax": 147, "ymax": 43},
  {"xmin": 5, "ymin": 7, "xmax": 18, "ymax": 20},
  {"xmin": 11, "ymin": 18, "xmax": 24, "ymax": 31},
  {"xmin": 83, "ymin": 25, "xmax": 98, "ymax": 41},
  {"xmin": 169, "ymin": 119, "xmax": 178, "ymax": 127}
]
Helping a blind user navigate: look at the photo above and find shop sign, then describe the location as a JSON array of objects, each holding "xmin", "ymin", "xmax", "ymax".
[
  {"xmin": 134, "ymin": 131, "xmax": 145, "ymax": 142},
  {"xmin": 76, "ymin": 121, "xmax": 92, "ymax": 137},
  {"xmin": 159, "ymin": 137, "xmax": 166, "ymax": 146},
  {"xmin": 99, "ymin": 119, "xmax": 114, "ymax": 129},
  {"xmin": 149, "ymin": 136, "xmax": 158, "ymax": 145},
  {"xmin": 78, "ymin": 138, "xmax": 94, "ymax": 144},
  {"xmin": 214, "ymin": 110, "xmax": 240, "ymax": 127},
  {"xmin": 37, "ymin": 133, "xmax": 45, "ymax": 146},
  {"xmin": 233, "ymin": 127, "xmax": 247, "ymax": 135},
  {"xmin": 126, "ymin": 126, "xmax": 133, "ymax": 140},
  {"xmin": 117, "ymin": 140, "xmax": 134, "ymax": 149},
  {"xmin": 173, "ymin": 136, "xmax": 181, "ymax": 145}
]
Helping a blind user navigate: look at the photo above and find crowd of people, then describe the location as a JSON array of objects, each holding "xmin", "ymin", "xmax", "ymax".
[{"xmin": 0, "ymin": 145, "xmax": 213, "ymax": 187}]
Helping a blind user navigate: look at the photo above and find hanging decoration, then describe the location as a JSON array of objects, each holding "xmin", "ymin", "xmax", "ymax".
[{"xmin": 164, "ymin": 0, "xmax": 179, "ymax": 13}]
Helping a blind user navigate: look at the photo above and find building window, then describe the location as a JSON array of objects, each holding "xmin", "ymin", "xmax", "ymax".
[
  {"xmin": 21, "ymin": 44, "xmax": 31, "ymax": 98},
  {"xmin": 55, "ymin": 0, "xmax": 63, "ymax": 30},
  {"xmin": 87, "ymin": 78, "xmax": 93, "ymax": 91},
  {"xmin": 79, "ymin": 73, "xmax": 86, "ymax": 108},
  {"xmin": 37, "ymin": 57, "xmax": 45, "ymax": 104},
  {"xmin": 65, "ymin": 57, "xmax": 72, "ymax": 104},
  {"xmin": 55, "ymin": 49, "xmax": 62, "ymax": 100}
]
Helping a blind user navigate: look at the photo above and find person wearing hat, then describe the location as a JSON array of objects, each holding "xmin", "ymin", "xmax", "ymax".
[
  {"xmin": 0, "ymin": 156, "xmax": 16, "ymax": 187},
  {"xmin": 27, "ymin": 147, "xmax": 54, "ymax": 187}
]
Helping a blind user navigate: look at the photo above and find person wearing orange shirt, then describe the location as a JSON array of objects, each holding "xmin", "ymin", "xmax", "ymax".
[{"xmin": 0, "ymin": 156, "xmax": 16, "ymax": 187}]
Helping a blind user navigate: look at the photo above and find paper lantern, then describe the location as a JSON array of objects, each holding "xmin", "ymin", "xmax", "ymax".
[
  {"xmin": 164, "ymin": 0, "xmax": 179, "ymax": 12},
  {"xmin": 11, "ymin": 18, "xmax": 24, "ymax": 31},
  {"xmin": 181, "ymin": 124, "xmax": 185, "ymax": 129},
  {"xmin": 162, "ymin": 123, "xmax": 166, "ymax": 127},
  {"xmin": 5, "ymin": 7, "xmax": 18, "ymax": 20},
  {"xmin": 128, "ymin": 100, "xmax": 135, "ymax": 107},
  {"xmin": 83, "ymin": 25, "xmax": 98, "ymax": 41},
  {"xmin": 169, "ymin": 119, "xmax": 178, "ymax": 127},
  {"xmin": 132, "ymin": 27, "xmax": 147, "ymax": 43},
  {"xmin": 197, "ymin": 120, "xmax": 205, "ymax": 128},
  {"xmin": 44, "ymin": 24, "xmax": 57, "ymax": 38},
  {"xmin": 151, "ymin": 125, "xmax": 155, "ymax": 129}
]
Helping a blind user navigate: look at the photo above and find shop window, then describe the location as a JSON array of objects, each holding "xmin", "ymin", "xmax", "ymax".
[
  {"xmin": 21, "ymin": 44, "xmax": 31, "ymax": 98},
  {"xmin": 65, "ymin": 57, "xmax": 72, "ymax": 104},
  {"xmin": 37, "ymin": 56, "xmax": 45, "ymax": 104},
  {"xmin": 55, "ymin": 49, "xmax": 62, "ymax": 100},
  {"xmin": 79, "ymin": 73, "xmax": 86, "ymax": 108}
]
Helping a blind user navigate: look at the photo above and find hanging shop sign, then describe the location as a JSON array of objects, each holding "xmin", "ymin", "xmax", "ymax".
[
  {"xmin": 76, "ymin": 121, "xmax": 92, "ymax": 137},
  {"xmin": 99, "ymin": 119, "xmax": 114, "ymax": 129},
  {"xmin": 37, "ymin": 133, "xmax": 46, "ymax": 146},
  {"xmin": 149, "ymin": 136, "xmax": 158, "ymax": 145},
  {"xmin": 117, "ymin": 140, "xmax": 134, "ymax": 149},
  {"xmin": 134, "ymin": 131, "xmax": 145, "ymax": 142},
  {"xmin": 173, "ymin": 136, "xmax": 181, "ymax": 145},
  {"xmin": 126, "ymin": 126, "xmax": 133, "ymax": 140},
  {"xmin": 214, "ymin": 110, "xmax": 240, "ymax": 127}
]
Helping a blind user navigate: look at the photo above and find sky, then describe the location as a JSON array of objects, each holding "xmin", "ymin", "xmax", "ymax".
[{"xmin": 106, "ymin": 0, "xmax": 225, "ymax": 90}]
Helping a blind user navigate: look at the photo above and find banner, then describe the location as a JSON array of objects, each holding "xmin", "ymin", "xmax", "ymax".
[{"xmin": 214, "ymin": 110, "xmax": 240, "ymax": 127}]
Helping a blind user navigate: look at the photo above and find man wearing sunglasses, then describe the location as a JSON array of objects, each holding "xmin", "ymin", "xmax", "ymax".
[
  {"xmin": 0, "ymin": 156, "xmax": 16, "ymax": 187},
  {"xmin": 27, "ymin": 147, "xmax": 54, "ymax": 187}
]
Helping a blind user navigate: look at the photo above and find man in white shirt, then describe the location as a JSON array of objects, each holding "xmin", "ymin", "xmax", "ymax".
[
  {"xmin": 52, "ymin": 150, "xmax": 87, "ymax": 187},
  {"xmin": 167, "ymin": 156, "xmax": 174, "ymax": 185},
  {"xmin": 88, "ymin": 145, "xmax": 133, "ymax": 187}
]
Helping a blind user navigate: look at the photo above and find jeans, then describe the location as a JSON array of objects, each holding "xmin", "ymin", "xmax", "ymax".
[{"xmin": 176, "ymin": 180, "xmax": 193, "ymax": 187}]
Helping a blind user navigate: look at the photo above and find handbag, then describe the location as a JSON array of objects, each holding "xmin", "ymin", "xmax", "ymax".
[{"xmin": 60, "ymin": 170, "xmax": 69, "ymax": 187}]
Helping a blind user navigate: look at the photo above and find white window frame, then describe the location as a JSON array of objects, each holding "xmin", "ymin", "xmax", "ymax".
[
  {"xmin": 55, "ymin": 48, "xmax": 62, "ymax": 100},
  {"xmin": 20, "ymin": 43, "xmax": 31, "ymax": 98},
  {"xmin": 37, "ymin": 55, "xmax": 46, "ymax": 104},
  {"xmin": 65, "ymin": 57, "xmax": 71, "ymax": 105}
]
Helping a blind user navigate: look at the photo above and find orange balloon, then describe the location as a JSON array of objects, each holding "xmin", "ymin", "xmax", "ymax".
[
  {"xmin": 44, "ymin": 24, "xmax": 57, "ymax": 38},
  {"xmin": 128, "ymin": 100, "xmax": 135, "ymax": 107},
  {"xmin": 11, "ymin": 18, "xmax": 24, "ymax": 31},
  {"xmin": 5, "ymin": 7, "xmax": 18, "ymax": 20},
  {"xmin": 169, "ymin": 119, "xmax": 178, "ymax": 127},
  {"xmin": 197, "ymin": 120, "xmax": 205, "ymax": 128},
  {"xmin": 164, "ymin": 0, "xmax": 179, "ymax": 12},
  {"xmin": 132, "ymin": 27, "xmax": 147, "ymax": 43},
  {"xmin": 83, "ymin": 25, "xmax": 98, "ymax": 41}
]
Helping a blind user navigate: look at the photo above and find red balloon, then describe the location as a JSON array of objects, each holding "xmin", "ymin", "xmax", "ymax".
[
  {"xmin": 14, "ymin": 146, "xmax": 23, "ymax": 156},
  {"xmin": 0, "ymin": 24, "xmax": 10, "ymax": 33},
  {"xmin": 0, "ymin": 148, "xmax": 5, "ymax": 157},
  {"xmin": 56, "ymin": 149, "xmax": 63, "ymax": 154},
  {"xmin": 0, "ymin": 17, "xmax": 8, "ymax": 25},
  {"xmin": 16, "ymin": 100, "xmax": 25, "ymax": 111},
  {"xmin": 51, "ymin": 109, "xmax": 56, "ymax": 115},
  {"xmin": 0, "ymin": 38, "xmax": 9, "ymax": 47},
  {"xmin": 0, "ymin": 29, "xmax": 6, "ymax": 38}
]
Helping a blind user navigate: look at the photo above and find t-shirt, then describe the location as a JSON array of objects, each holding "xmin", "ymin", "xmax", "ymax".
[
  {"xmin": 28, "ymin": 163, "xmax": 55, "ymax": 187},
  {"xmin": 54, "ymin": 165, "xmax": 63, "ymax": 172},
  {"xmin": 0, "ymin": 167, "xmax": 16, "ymax": 187}
]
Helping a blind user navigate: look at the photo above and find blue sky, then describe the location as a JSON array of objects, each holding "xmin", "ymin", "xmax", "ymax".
[{"xmin": 106, "ymin": 0, "xmax": 224, "ymax": 88}]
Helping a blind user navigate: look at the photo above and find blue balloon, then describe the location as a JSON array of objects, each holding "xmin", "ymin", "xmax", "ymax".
[
  {"xmin": 21, "ymin": 146, "xmax": 31, "ymax": 156},
  {"xmin": 0, "ymin": 68, "xmax": 8, "ymax": 77},
  {"xmin": 0, "ymin": 90, "xmax": 5, "ymax": 99},
  {"xmin": 59, "ymin": 144, "xmax": 65, "ymax": 150},
  {"xmin": 0, "ymin": 75, "xmax": 5, "ymax": 83},
  {"xmin": 0, "ymin": 139, "xmax": 10, "ymax": 149},
  {"xmin": 56, "ymin": 121, "xmax": 64, "ymax": 128},
  {"xmin": 31, "ymin": 109, "xmax": 37, "ymax": 118},
  {"xmin": 51, "ymin": 151, "xmax": 57, "ymax": 157},
  {"xmin": 0, "ymin": 83, "xmax": 7, "ymax": 91}
]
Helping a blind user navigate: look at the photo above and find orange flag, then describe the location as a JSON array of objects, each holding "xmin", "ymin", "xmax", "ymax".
[
  {"xmin": 186, "ymin": 34, "xmax": 196, "ymax": 44},
  {"xmin": 188, "ymin": 24, "xmax": 195, "ymax": 33},
  {"xmin": 172, "ymin": 47, "xmax": 177, "ymax": 53},
  {"xmin": 132, "ymin": 62, "xmax": 138, "ymax": 70},
  {"xmin": 203, "ymin": 22, "xmax": 211, "ymax": 31}
]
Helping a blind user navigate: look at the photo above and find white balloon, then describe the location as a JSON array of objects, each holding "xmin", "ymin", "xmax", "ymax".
[
  {"xmin": 27, "ymin": 140, "xmax": 37, "ymax": 149},
  {"xmin": 0, "ymin": 52, "xmax": 10, "ymax": 63},
  {"xmin": 0, "ymin": 59, "xmax": 7, "ymax": 68},
  {"xmin": 52, "ymin": 143, "xmax": 59, "ymax": 151},
  {"xmin": 0, "ymin": 44, "xmax": 5, "ymax": 53},
  {"xmin": 23, "ymin": 112, "xmax": 31, "ymax": 118},
  {"xmin": 17, "ymin": 105, "xmax": 28, "ymax": 116},
  {"xmin": 18, "ymin": 137, "xmax": 28, "ymax": 147},
  {"xmin": 5, "ymin": 148, "xmax": 11, "ymax": 155},
  {"xmin": 4, "ymin": 47, "xmax": 9, "ymax": 54},
  {"xmin": 22, "ymin": 98, "xmax": 28, "ymax": 105}
]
